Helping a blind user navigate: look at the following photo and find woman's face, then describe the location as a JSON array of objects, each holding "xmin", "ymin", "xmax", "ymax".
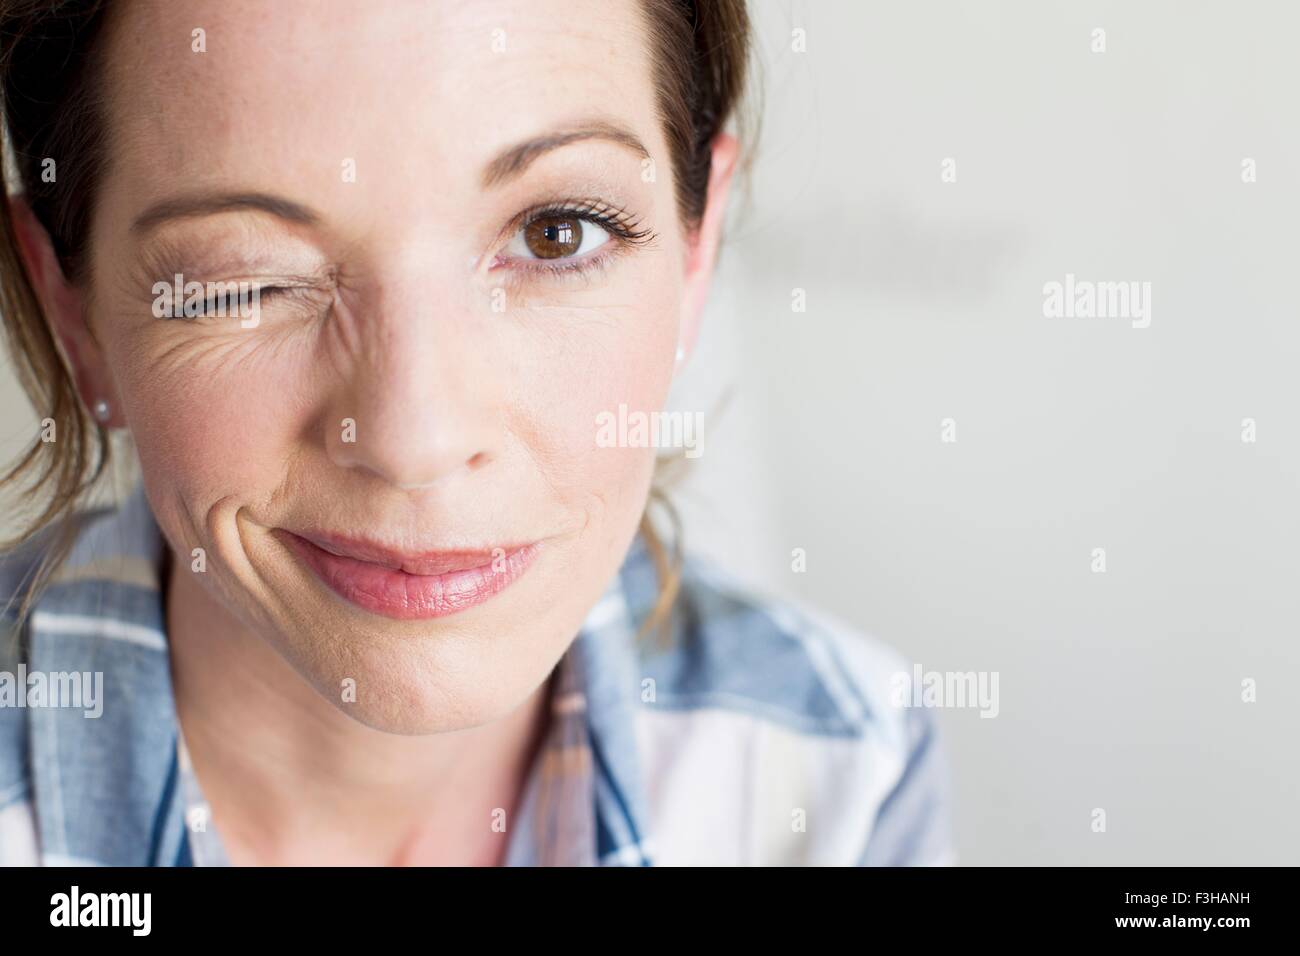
[{"xmin": 63, "ymin": 0, "xmax": 732, "ymax": 732}]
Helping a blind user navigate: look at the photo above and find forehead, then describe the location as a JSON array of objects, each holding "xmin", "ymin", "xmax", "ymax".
[{"xmin": 99, "ymin": 0, "xmax": 660, "ymax": 204}]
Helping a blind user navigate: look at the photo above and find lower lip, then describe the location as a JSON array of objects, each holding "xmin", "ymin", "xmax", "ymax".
[{"xmin": 275, "ymin": 531, "xmax": 540, "ymax": 620}]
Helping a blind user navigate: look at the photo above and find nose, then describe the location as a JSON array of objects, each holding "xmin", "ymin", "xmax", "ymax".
[{"xmin": 325, "ymin": 264, "xmax": 499, "ymax": 491}]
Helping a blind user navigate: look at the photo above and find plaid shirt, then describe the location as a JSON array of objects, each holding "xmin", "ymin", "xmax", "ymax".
[{"xmin": 0, "ymin": 481, "xmax": 954, "ymax": 866}]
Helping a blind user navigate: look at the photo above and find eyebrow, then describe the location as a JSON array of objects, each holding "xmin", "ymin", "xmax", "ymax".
[
  {"xmin": 130, "ymin": 121, "xmax": 649, "ymax": 234},
  {"xmin": 130, "ymin": 193, "xmax": 319, "ymax": 236},
  {"xmin": 481, "ymin": 121, "xmax": 650, "ymax": 188}
]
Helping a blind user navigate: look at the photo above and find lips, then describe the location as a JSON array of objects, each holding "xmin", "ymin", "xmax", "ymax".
[{"xmin": 273, "ymin": 528, "xmax": 540, "ymax": 620}]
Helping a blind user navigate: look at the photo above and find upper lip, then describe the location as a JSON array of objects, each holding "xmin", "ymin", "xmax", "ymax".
[{"xmin": 278, "ymin": 528, "xmax": 529, "ymax": 576}]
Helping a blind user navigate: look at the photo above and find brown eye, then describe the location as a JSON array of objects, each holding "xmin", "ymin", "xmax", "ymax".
[{"xmin": 523, "ymin": 215, "xmax": 583, "ymax": 259}]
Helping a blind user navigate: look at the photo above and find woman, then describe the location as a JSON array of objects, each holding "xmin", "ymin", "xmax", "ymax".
[{"xmin": 0, "ymin": 0, "xmax": 953, "ymax": 866}]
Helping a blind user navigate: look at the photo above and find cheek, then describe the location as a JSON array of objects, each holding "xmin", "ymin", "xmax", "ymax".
[
  {"xmin": 501, "ymin": 278, "xmax": 681, "ymax": 517},
  {"xmin": 109, "ymin": 325, "xmax": 317, "ymax": 508}
]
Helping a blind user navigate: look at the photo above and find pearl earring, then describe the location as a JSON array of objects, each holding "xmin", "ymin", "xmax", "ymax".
[{"xmin": 92, "ymin": 399, "xmax": 110, "ymax": 423}]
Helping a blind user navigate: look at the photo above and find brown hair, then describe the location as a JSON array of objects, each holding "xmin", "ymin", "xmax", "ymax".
[{"xmin": 0, "ymin": 0, "xmax": 756, "ymax": 642}]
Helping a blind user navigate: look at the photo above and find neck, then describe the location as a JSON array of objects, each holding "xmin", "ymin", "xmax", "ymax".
[{"xmin": 163, "ymin": 549, "xmax": 553, "ymax": 866}]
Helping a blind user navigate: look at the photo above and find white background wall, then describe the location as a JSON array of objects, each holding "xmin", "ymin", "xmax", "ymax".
[
  {"xmin": 666, "ymin": 0, "xmax": 1300, "ymax": 864},
  {"xmin": 3, "ymin": 0, "xmax": 1296, "ymax": 864}
]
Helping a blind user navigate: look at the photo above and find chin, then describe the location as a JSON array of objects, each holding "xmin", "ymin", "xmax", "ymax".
[{"xmin": 261, "ymin": 608, "xmax": 559, "ymax": 735}]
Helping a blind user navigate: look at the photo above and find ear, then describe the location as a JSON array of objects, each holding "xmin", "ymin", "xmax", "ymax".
[
  {"xmin": 8, "ymin": 195, "xmax": 122, "ymax": 427},
  {"xmin": 676, "ymin": 130, "xmax": 740, "ymax": 370}
]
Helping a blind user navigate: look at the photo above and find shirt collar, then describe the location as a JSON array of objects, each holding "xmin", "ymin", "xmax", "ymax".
[{"xmin": 23, "ymin": 481, "xmax": 657, "ymax": 866}]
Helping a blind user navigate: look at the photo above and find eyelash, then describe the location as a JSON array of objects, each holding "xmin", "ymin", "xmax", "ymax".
[
  {"xmin": 165, "ymin": 283, "xmax": 325, "ymax": 322},
  {"xmin": 495, "ymin": 199, "xmax": 657, "ymax": 280}
]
